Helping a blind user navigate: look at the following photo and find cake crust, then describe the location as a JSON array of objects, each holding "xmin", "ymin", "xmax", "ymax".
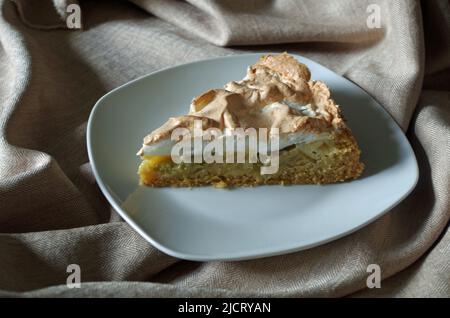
[{"xmin": 139, "ymin": 130, "xmax": 363, "ymax": 187}]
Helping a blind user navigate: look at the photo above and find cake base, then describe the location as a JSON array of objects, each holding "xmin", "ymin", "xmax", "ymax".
[{"xmin": 138, "ymin": 132, "xmax": 364, "ymax": 188}]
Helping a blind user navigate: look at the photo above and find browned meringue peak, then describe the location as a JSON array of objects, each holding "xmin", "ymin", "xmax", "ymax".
[
  {"xmin": 224, "ymin": 53, "xmax": 313, "ymax": 107},
  {"xmin": 189, "ymin": 89, "xmax": 332, "ymax": 133},
  {"xmin": 141, "ymin": 53, "xmax": 347, "ymax": 148},
  {"xmin": 256, "ymin": 52, "xmax": 312, "ymax": 82},
  {"xmin": 143, "ymin": 116, "xmax": 220, "ymax": 145}
]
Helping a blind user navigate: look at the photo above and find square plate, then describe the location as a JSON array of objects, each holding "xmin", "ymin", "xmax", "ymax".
[{"xmin": 87, "ymin": 53, "xmax": 418, "ymax": 261}]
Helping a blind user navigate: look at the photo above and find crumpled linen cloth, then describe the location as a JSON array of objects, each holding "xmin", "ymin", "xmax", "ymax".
[{"xmin": 0, "ymin": 0, "xmax": 448, "ymax": 297}]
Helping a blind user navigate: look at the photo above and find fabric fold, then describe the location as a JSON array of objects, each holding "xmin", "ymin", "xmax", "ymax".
[
  {"xmin": 11, "ymin": 0, "xmax": 81, "ymax": 30},
  {"xmin": 0, "ymin": 0, "xmax": 448, "ymax": 297}
]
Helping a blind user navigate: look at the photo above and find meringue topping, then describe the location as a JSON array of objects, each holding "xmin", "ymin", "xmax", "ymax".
[{"xmin": 138, "ymin": 53, "xmax": 347, "ymax": 156}]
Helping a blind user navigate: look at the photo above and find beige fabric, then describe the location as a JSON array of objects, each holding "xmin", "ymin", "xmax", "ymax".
[{"xmin": 0, "ymin": 0, "xmax": 448, "ymax": 297}]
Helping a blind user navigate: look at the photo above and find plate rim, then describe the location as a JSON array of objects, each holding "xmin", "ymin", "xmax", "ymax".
[{"xmin": 86, "ymin": 53, "xmax": 419, "ymax": 261}]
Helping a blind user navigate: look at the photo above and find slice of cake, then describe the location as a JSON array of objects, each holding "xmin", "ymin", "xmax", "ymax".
[{"xmin": 137, "ymin": 53, "xmax": 364, "ymax": 187}]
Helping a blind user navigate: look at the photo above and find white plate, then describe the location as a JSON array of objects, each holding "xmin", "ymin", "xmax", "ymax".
[{"xmin": 87, "ymin": 53, "xmax": 418, "ymax": 261}]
